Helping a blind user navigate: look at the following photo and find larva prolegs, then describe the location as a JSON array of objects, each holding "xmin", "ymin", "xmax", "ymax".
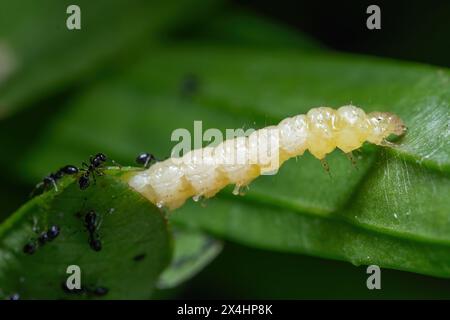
[
  {"xmin": 127, "ymin": 105, "xmax": 406, "ymax": 211},
  {"xmin": 232, "ymin": 184, "xmax": 249, "ymax": 196}
]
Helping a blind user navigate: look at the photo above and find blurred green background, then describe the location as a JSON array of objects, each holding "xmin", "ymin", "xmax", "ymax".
[{"xmin": 0, "ymin": 0, "xmax": 449, "ymax": 299}]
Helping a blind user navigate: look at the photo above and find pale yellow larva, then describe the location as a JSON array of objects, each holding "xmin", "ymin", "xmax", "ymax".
[{"xmin": 127, "ymin": 105, "xmax": 406, "ymax": 210}]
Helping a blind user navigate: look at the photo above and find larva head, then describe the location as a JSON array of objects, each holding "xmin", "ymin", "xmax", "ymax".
[{"xmin": 367, "ymin": 112, "xmax": 407, "ymax": 144}]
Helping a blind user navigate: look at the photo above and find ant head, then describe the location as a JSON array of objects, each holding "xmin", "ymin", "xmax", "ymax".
[
  {"xmin": 95, "ymin": 153, "xmax": 107, "ymax": 162},
  {"xmin": 47, "ymin": 225, "xmax": 60, "ymax": 240},
  {"xmin": 91, "ymin": 153, "xmax": 107, "ymax": 167},
  {"xmin": 136, "ymin": 152, "xmax": 150, "ymax": 164}
]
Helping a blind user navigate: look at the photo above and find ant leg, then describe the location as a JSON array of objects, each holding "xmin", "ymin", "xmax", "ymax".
[
  {"xmin": 144, "ymin": 155, "xmax": 158, "ymax": 168},
  {"xmin": 144, "ymin": 158, "xmax": 150, "ymax": 168},
  {"xmin": 30, "ymin": 182, "xmax": 44, "ymax": 198},
  {"xmin": 79, "ymin": 165, "xmax": 88, "ymax": 174},
  {"xmin": 96, "ymin": 214, "xmax": 103, "ymax": 231},
  {"xmin": 111, "ymin": 159, "xmax": 122, "ymax": 169},
  {"xmin": 51, "ymin": 179, "xmax": 58, "ymax": 192}
]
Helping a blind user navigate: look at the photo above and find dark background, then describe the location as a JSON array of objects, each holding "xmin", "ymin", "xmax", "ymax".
[{"xmin": 234, "ymin": 0, "xmax": 450, "ymax": 67}]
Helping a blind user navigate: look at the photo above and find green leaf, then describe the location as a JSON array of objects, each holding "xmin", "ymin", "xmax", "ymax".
[
  {"xmin": 0, "ymin": 9, "xmax": 318, "ymax": 295},
  {"xmin": 173, "ymin": 8, "xmax": 323, "ymax": 50},
  {"xmin": 189, "ymin": 242, "xmax": 450, "ymax": 299},
  {"xmin": 0, "ymin": 0, "xmax": 217, "ymax": 119},
  {"xmin": 9, "ymin": 46, "xmax": 450, "ymax": 277},
  {"xmin": 157, "ymin": 227, "xmax": 223, "ymax": 289},
  {"xmin": 0, "ymin": 169, "xmax": 172, "ymax": 299},
  {"xmin": 172, "ymin": 189, "xmax": 450, "ymax": 278}
]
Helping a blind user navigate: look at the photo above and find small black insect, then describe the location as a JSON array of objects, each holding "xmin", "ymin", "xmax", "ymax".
[
  {"xmin": 59, "ymin": 165, "xmax": 79, "ymax": 175},
  {"xmin": 180, "ymin": 73, "xmax": 200, "ymax": 98},
  {"xmin": 91, "ymin": 286, "xmax": 109, "ymax": 296},
  {"xmin": 38, "ymin": 232, "xmax": 49, "ymax": 245},
  {"xmin": 23, "ymin": 242, "xmax": 36, "ymax": 255},
  {"xmin": 23, "ymin": 225, "xmax": 60, "ymax": 255},
  {"xmin": 42, "ymin": 175, "xmax": 58, "ymax": 191},
  {"xmin": 78, "ymin": 153, "xmax": 108, "ymax": 190},
  {"xmin": 62, "ymin": 282, "xmax": 108, "ymax": 297},
  {"xmin": 61, "ymin": 282, "xmax": 85, "ymax": 295},
  {"xmin": 46, "ymin": 225, "xmax": 60, "ymax": 241},
  {"xmin": 83, "ymin": 210, "xmax": 102, "ymax": 252},
  {"xmin": 84, "ymin": 210, "xmax": 98, "ymax": 233},
  {"xmin": 133, "ymin": 253, "xmax": 146, "ymax": 262},
  {"xmin": 7, "ymin": 293, "xmax": 20, "ymax": 300},
  {"xmin": 31, "ymin": 165, "xmax": 79, "ymax": 196},
  {"xmin": 136, "ymin": 152, "xmax": 157, "ymax": 168}
]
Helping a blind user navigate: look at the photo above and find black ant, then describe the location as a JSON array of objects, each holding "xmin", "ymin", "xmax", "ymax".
[
  {"xmin": 23, "ymin": 225, "xmax": 60, "ymax": 255},
  {"xmin": 91, "ymin": 286, "xmax": 109, "ymax": 296},
  {"xmin": 7, "ymin": 293, "xmax": 20, "ymax": 300},
  {"xmin": 46, "ymin": 225, "xmax": 60, "ymax": 241},
  {"xmin": 180, "ymin": 73, "xmax": 200, "ymax": 98},
  {"xmin": 62, "ymin": 282, "xmax": 108, "ymax": 297},
  {"xmin": 78, "ymin": 153, "xmax": 108, "ymax": 190},
  {"xmin": 84, "ymin": 210, "xmax": 102, "ymax": 252},
  {"xmin": 23, "ymin": 242, "xmax": 37, "ymax": 255},
  {"xmin": 37, "ymin": 225, "xmax": 59, "ymax": 245},
  {"xmin": 78, "ymin": 153, "xmax": 122, "ymax": 190},
  {"xmin": 135, "ymin": 152, "xmax": 158, "ymax": 168},
  {"xmin": 133, "ymin": 253, "xmax": 146, "ymax": 262},
  {"xmin": 31, "ymin": 165, "xmax": 78, "ymax": 196}
]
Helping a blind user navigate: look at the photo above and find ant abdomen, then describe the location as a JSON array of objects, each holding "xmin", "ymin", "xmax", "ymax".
[
  {"xmin": 78, "ymin": 174, "xmax": 90, "ymax": 190},
  {"xmin": 60, "ymin": 165, "xmax": 79, "ymax": 175},
  {"xmin": 89, "ymin": 238, "xmax": 102, "ymax": 252}
]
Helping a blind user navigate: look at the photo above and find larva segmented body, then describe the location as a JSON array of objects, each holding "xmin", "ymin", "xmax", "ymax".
[{"xmin": 128, "ymin": 105, "xmax": 406, "ymax": 210}]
